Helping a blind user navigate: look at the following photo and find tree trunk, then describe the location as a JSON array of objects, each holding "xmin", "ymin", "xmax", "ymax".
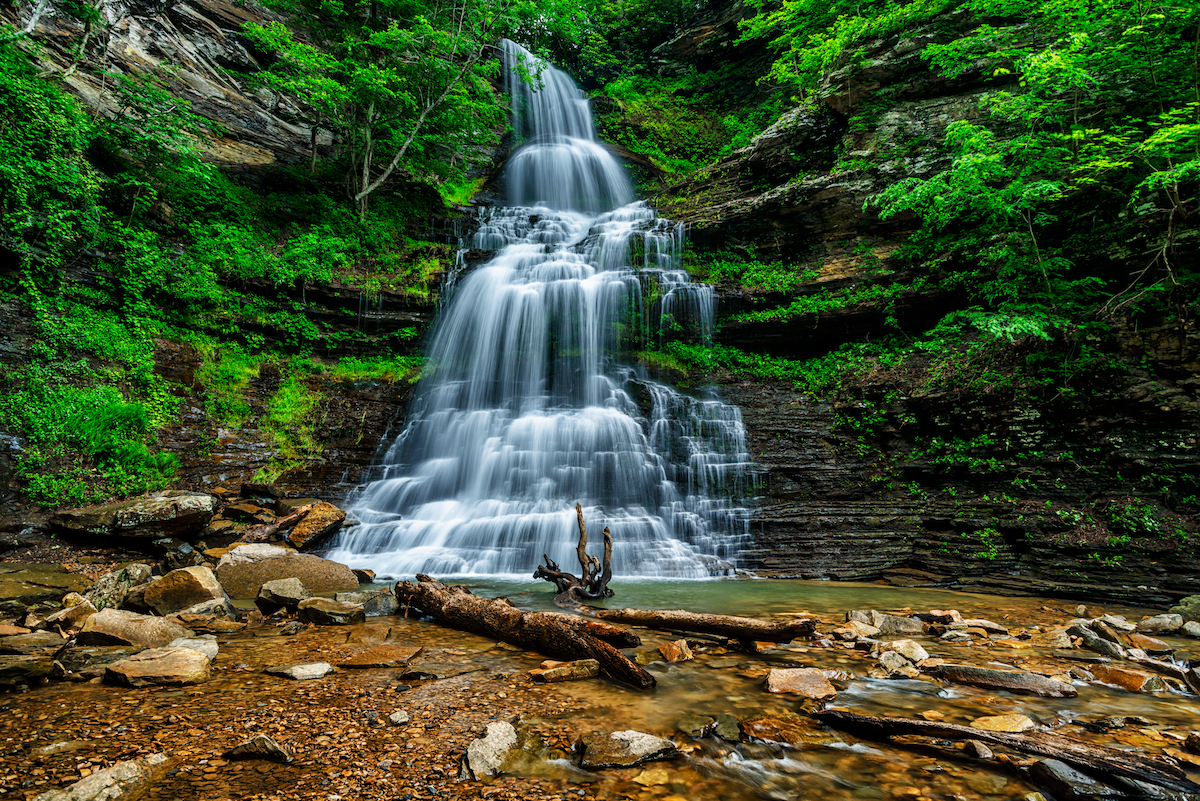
[
  {"xmin": 394, "ymin": 575, "xmax": 655, "ymax": 690},
  {"xmin": 591, "ymin": 608, "xmax": 816, "ymax": 643}
]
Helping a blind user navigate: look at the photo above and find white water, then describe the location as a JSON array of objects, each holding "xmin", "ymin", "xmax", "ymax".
[{"xmin": 327, "ymin": 41, "xmax": 754, "ymax": 579}]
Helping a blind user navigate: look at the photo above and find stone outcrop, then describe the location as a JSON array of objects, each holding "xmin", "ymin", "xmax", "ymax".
[{"xmin": 48, "ymin": 492, "xmax": 217, "ymax": 539}]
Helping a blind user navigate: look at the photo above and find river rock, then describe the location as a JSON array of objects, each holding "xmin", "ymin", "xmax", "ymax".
[
  {"xmin": 0, "ymin": 654, "xmax": 52, "ymax": 687},
  {"xmin": 83, "ymin": 564, "xmax": 152, "ymax": 612},
  {"xmin": 0, "ymin": 625, "xmax": 30, "ymax": 636},
  {"xmin": 143, "ymin": 566, "xmax": 227, "ymax": 616},
  {"xmin": 297, "ymin": 598, "xmax": 365, "ymax": 625},
  {"xmin": 1137, "ymin": 614, "xmax": 1183, "ymax": 634},
  {"xmin": 960, "ymin": 618, "xmax": 1008, "ymax": 635},
  {"xmin": 265, "ymin": 661, "xmax": 335, "ymax": 680},
  {"xmin": 937, "ymin": 664, "xmax": 1078, "ymax": 697},
  {"xmin": 1168, "ymin": 595, "xmax": 1200, "ymax": 621},
  {"xmin": 1182, "ymin": 621, "xmax": 1200, "ymax": 638},
  {"xmin": 658, "ymin": 639, "xmax": 694, "ymax": 662},
  {"xmin": 57, "ymin": 646, "xmax": 146, "ymax": 680},
  {"xmin": 875, "ymin": 650, "xmax": 919, "ymax": 678},
  {"xmin": 970, "ymin": 713, "xmax": 1035, "ymax": 733},
  {"xmin": 1096, "ymin": 613, "xmax": 1136, "ymax": 632},
  {"xmin": 530, "ymin": 659, "xmax": 600, "ymax": 682},
  {"xmin": 1126, "ymin": 632, "xmax": 1171, "ymax": 653},
  {"xmin": 44, "ymin": 599, "xmax": 97, "ymax": 630},
  {"xmin": 1031, "ymin": 627, "xmax": 1073, "ymax": 649},
  {"xmin": 1068, "ymin": 623, "xmax": 1128, "ymax": 659},
  {"xmin": 578, "ymin": 730, "xmax": 678, "ymax": 770},
  {"xmin": 351, "ymin": 568, "xmax": 376, "ymax": 584},
  {"xmin": 77, "ymin": 609, "xmax": 193, "ymax": 648},
  {"xmin": 30, "ymin": 752, "xmax": 173, "ymax": 801},
  {"xmin": 0, "ymin": 564, "xmax": 92, "ymax": 612},
  {"xmin": 216, "ymin": 549, "xmax": 358, "ymax": 599},
  {"xmin": 173, "ymin": 597, "xmax": 238, "ymax": 619},
  {"xmin": 167, "ymin": 635, "xmax": 219, "ymax": 660},
  {"xmin": 48, "ymin": 491, "xmax": 216, "ymax": 538},
  {"xmin": 676, "ymin": 715, "xmax": 715, "ymax": 737},
  {"xmin": 962, "ymin": 740, "xmax": 994, "ymax": 759},
  {"xmin": 225, "ymin": 734, "xmax": 293, "ymax": 763},
  {"xmin": 1029, "ymin": 758, "xmax": 1125, "ymax": 800},
  {"xmin": 338, "ymin": 644, "xmax": 422, "ymax": 668},
  {"xmin": 465, "ymin": 721, "xmax": 518, "ymax": 777},
  {"xmin": 764, "ymin": 667, "xmax": 838, "ymax": 700},
  {"xmin": 927, "ymin": 609, "xmax": 963, "ymax": 624},
  {"xmin": 743, "ymin": 711, "xmax": 840, "ymax": 748},
  {"xmin": 285, "ymin": 501, "xmax": 346, "ymax": 550},
  {"xmin": 333, "ymin": 587, "xmax": 397, "ymax": 617},
  {"xmin": 256, "ymin": 578, "xmax": 312, "ymax": 614},
  {"xmin": 1088, "ymin": 664, "xmax": 1166, "ymax": 693},
  {"xmin": 714, "ymin": 714, "xmax": 743, "ymax": 742},
  {"xmin": 104, "ymin": 647, "xmax": 211, "ymax": 686},
  {"xmin": 0, "ymin": 630, "xmax": 66, "ymax": 656},
  {"xmin": 852, "ymin": 610, "xmax": 923, "ymax": 635},
  {"xmin": 882, "ymin": 638, "xmax": 928, "ymax": 662},
  {"xmin": 215, "ymin": 543, "xmax": 293, "ymax": 567},
  {"xmin": 1187, "ymin": 732, "xmax": 1200, "ymax": 755}
]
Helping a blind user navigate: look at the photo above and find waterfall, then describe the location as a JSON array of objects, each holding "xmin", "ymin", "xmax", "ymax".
[{"xmin": 327, "ymin": 40, "xmax": 754, "ymax": 579}]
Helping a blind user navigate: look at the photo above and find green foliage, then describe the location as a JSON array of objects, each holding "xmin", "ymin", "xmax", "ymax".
[
  {"xmin": 699, "ymin": 250, "xmax": 819, "ymax": 292},
  {"xmin": 327, "ymin": 354, "xmax": 424, "ymax": 383},
  {"xmin": 732, "ymin": 278, "xmax": 928, "ymax": 324},
  {"xmin": 195, "ymin": 346, "xmax": 262, "ymax": 428},
  {"xmin": 256, "ymin": 373, "xmax": 322, "ymax": 483}
]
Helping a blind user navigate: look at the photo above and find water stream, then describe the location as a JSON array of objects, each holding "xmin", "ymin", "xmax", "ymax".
[{"xmin": 328, "ymin": 40, "xmax": 754, "ymax": 579}]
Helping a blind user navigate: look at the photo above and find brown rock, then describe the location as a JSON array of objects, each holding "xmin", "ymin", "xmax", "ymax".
[
  {"xmin": 530, "ymin": 659, "xmax": 600, "ymax": 683},
  {"xmin": 31, "ymin": 753, "xmax": 173, "ymax": 801},
  {"xmin": 103, "ymin": 646, "xmax": 211, "ymax": 687},
  {"xmin": 970, "ymin": 713, "xmax": 1036, "ymax": 733},
  {"xmin": 224, "ymin": 734, "xmax": 293, "ymax": 763},
  {"xmin": 658, "ymin": 639, "xmax": 694, "ymax": 662},
  {"xmin": 0, "ymin": 625, "xmax": 31, "ymax": 636},
  {"xmin": 0, "ymin": 655, "xmax": 53, "ymax": 686},
  {"xmin": 255, "ymin": 578, "xmax": 312, "ymax": 614},
  {"xmin": 215, "ymin": 551, "xmax": 358, "ymax": 599},
  {"xmin": 143, "ymin": 566, "xmax": 228, "ymax": 616},
  {"xmin": 937, "ymin": 664, "xmax": 1077, "ymax": 697},
  {"xmin": 1126, "ymin": 633, "xmax": 1172, "ymax": 653},
  {"xmin": 224, "ymin": 502, "xmax": 274, "ymax": 524},
  {"xmin": 0, "ymin": 631, "xmax": 66, "ymax": 656},
  {"xmin": 962, "ymin": 740, "xmax": 994, "ymax": 759},
  {"xmin": 351, "ymin": 568, "xmax": 376, "ymax": 584},
  {"xmin": 337, "ymin": 644, "xmax": 423, "ymax": 668},
  {"xmin": 1186, "ymin": 732, "xmax": 1200, "ymax": 755},
  {"xmin": 764, "ymin": 668, "xmax": 837, "ymax": 701},
  {"xmin": 297, "ymin": 598, "xmax": 365, "ymax": 626},
  {"xmin": 44, "ymin": 599, "xmax": 97, "ymax": 630},
  {"xmin": 577, "ymin": 731, "xmax": 678, "ymax": 769},
  {"xmin": 1088, "ymin": 664, "xmax": 1166, "ymax": 693},
  {"xmin": 286, "ymin": 501, "xmax": 347, "ymax": 550},
  {"xmin": 743, "ymin": 711, "xmax": 842, "ymax": 748},
  {"xmin": 48, "ymin": 491, "xmax": 216, "ymax": 538},
  {"xmin": 77, "ymin": 609, "xmax": 193, "ymax": 648},
  {"xmin": 928, "ymin": 609, "xmax": 963, "ymax": 624}
]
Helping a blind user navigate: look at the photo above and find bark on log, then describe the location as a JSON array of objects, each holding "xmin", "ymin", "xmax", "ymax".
[
  {"xmin": 534, "ymin": 504, "xmax": 615, "ymax": 606},
  {"xmin": 815, "ymin": 710, "xmax": 1200, "ymax": 794},
  {"xmin": 592, "ymin": 608, "xmax": 816, "ymax": 643},
  {"xmin": 238, "ymin": 506, "xmax": 312, "ymax": 543},
  {"xmin": 395, "ymin": 575, "xmax": 655, "ymax": 689}
]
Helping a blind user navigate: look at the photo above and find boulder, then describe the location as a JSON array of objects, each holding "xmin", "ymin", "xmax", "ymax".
[
  {"xmin": 848, "ymin": 610, "xmax": 924, "ymax": 635},
  {"xmin": 256, "ymin": 578, "xmax": 312, "ymax": 615},
  {"xmin": 937, "ymin": 664, "xmax": 1078, "ymax": 697},
  {"xmin": 167, "ymin": 635, "xmax": 219, "ymax": 660},
  {"xmin": 104, "ymin": 647, "xmax": 211, "ymax": 687},
  {"xmin": 1168, "ymin": 595, "xmax": 1200, "ymax": 621},
  {"xmin": 224, "ymin": 734, "xmax": 293, "ymax": 763},
  {"xmin": 77, "ymin": 609, "xmax": 192, "ymax": 648},
  {"xmin": 44, "ymin": 599, "xmax": 98, "ymax": 630},
  {"xmin": 83, "ymin": 564, "xmax": 152, "ymax": 612},
  {"xmin": 351, "ymin": 568, "xmax": 376, "ymax": 584},
  {"xmin": 30, "ymin": 753, "xmax": 173, "ymax": 801},
  {"xmin": 0, "ymin": 654, "xmax": 53, "ymax": 687},
  {"xmin": 530, "ymin": 659, "xmax": 600, "ymax": 683},
  {"xmin": 465, "ymin": 721, "xmax": 519, "ymax": 778},
  {"xmin": 578, "ymin": 730, "xmax": 678, "ymax": 770},
  {"xmin": 48, "ymin": 491, "xmax": 216, "ymax": 538},
  {"xmin": 764, "ymin": 668, "xmax": 838, "ymax": 700},
  {"xmin": 333, "ymin": 587, "xmax": 397, "ymax": 617},
  {"xmin": 215, "ymin": 548, "xmax": 358, "ymax": 599},
  {"xmin": 297, "ymin": 598, "xmax": 365, "ymax": 626},
  {"xmin": 265, "ymin": 661, "xmax": 335, "ymax": 680},
  {"xmin": 337, "ymin": 644, "xmax": 422, "ymax": 668},
  {"xmin": 286, "ymin": 501, "xmax": 346, "ymax": 550},
  {"xmin": 143, "ymin": 567, "xmax": 228, "ymax": 616},
  {"xmin": 970, "ymin": 714, "xmax": 1036, "ymax": 733},
  {"xmin": 1183, "ymin": 621, "xmax": 1200, "ymax": 638},
  {"xmin": 0, "ymin": 630, "xmax": 66, "ymax": 656},
  {"xmin": 1137, "ymin": 614, "xmax": 1183, "ymax": 634},
  {"xmin": 0, "ymin": 564, "xmax": 92, "ymax": 612},
  {"xmin": 56, "ymin": 646, "xmax": 146, "ymax": 681}
]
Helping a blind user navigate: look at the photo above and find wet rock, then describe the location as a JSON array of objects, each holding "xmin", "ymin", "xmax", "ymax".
[
  {"xmin": 1028, "ymin": 758, "xmax": 1125, "ymax": 800},
  {"xmin": 143, "ymin": 566, "xmax": 227, "ymax": 616},
  {"xmin": 465, "ymin": 721, "xmax": 518, "ymax": 777},
  {"xmin": 333, "ymin": 587, "xmax": 397, "ymax": 617},
  {"xmin": 56, "ymin": 646, "xmax": 146, "ymax": 681},
  {"xmin": 0, "ymin": 564, "xmax": 92, "ymax": 611},
  {"xmin": 77, "ymin": 609, "xmax": 193, "ymax": 648},
  {"xmin": 744, "ymin": 711, "xmax": 840, "ymax": 748},
  {"xmin": 1096, "ymin": 614, "xmax": 1136, "ymax": 632},
  {"xmin": 224, "ymin": 734, "xmax": 293, "ymax": 763},
  {"xmin": 152, "ymin": 538, "xmax": 206, "ymax": 571},
  {"xmin": 874, "ymin": 650, "xmax": 920, "ymax": 679},
  {"xmin": 937, "ymin": 664, "xmax": 1078, "ymax": 697},
  {"xmin": 83, "ymin": 564, "xmax": 152, "ymax": 612},
  {"xmin": 285, "ymin": 501, "xmax": 346, "ymax": 550},
  {"xmin": 256, "ymin": 578, "xmax": 312, "ymax": 614},
  {"xmin": 173, "ymin": 597, "xmax": 238, "ymax": 619},
  {"xmin": 30, "ymin": 752, "xmax": 172, "ymax": 801},
  {"xmin": 1182, "ymin": 621, "xmax": 1200, "ymax": 638},
  {"xmin": 1088, "ymin": 664, "xmax": 1166, "ymax": 693},
  {"xmin": 1068, "ymin": 623, "xmax": 1128, "ymax": 659},
  {"xmin": 658, "ymin": 639, "xmax": 694, "ymax": 662},
  {"xmin": 1137, "ymin": 614, "xmax": 1183, "ymax": 634},
  {"xmin": 960, "ymin": 618, "xmax": 1008, "ymax": 635},
  {"xmin": 167, "ymin": 635, "xmax": 219, "ymax": 660},
  {"xmin": 388, "ymin": 710, "xmax": 410, "ymax": 726},
  {"xmin": 104, "ymin": 646, "xmax": 211, "ymax": 687},
  {"xmin": 970, "ymin": 713, "xmax": 1035, "ymax": 733},
  {"xmin": 927, "ymin": 609, "xmax": 964, "ymax": 624},
  {"xmin": 577, "ymin": 730, "xmax": 678, "ymax": 770},
  {"xmin": 49, "ymin": 491, "xmax": 216, "ymax": 538},
  {"xmin": 882, "ymin": 638, "xmax": 928, "ymax": 662},
  {"xmin": 962, "ymin": 739, "xmax": 994, "ymax": 759},
  {"xmin": 1168, "ymin": 595, "xmax": 1200, "ymax": 621},
  {"xmin": 297, "ymin": 598, "xmax": 365, "ymax": 626},
  {"xmin": 0, "ymin": 630, "xmax": 66, "ymax": 656},
  {"xmin": 224, "ymin": 502, "xmax": 274, "ymax": 524},
  {"xmin": 676, "ymin": 715, "xmax": 715, "ymax": 737},
  {"xmin": 265, "ymin": 661, "xmax": 335, "ymax": 680},
  {"xmin": 1031, "ymin": 627, "xmax": 1073, "ymax": 649},
  {"xmin": 351, "ymin": 568, "xmax": 376, "ymax": 584},
  {"xmin": 713, "ymin": 714, "xmax": 743, "ymax": 742},
  {"xmin": 941, "ymin": 630, "xmax": 972, "ymax": 642},
  {"xmin": 764, "ymin": 667, "xmax": 838, "ymax": 700},
  {"xmin": 338, "ymin": 644, "xmax": 422, "ymax": 668},
  {"xmin": 529, "ymin": 659, "xmax": 600, "ymax": 683},
  {"xmin": 0, "ymin": 654, "xmax": 52, "ymax": 687},
  {"xmin": 215, "ymin": 548, "xmax": 358, "ymax": 598},
  {"xmin": 1126, "ymin": 632, "xmax": 1171, "ymax": 654},
  {"xmin": 1186, "ymin": 732, "xmax": 1200, "ymax": 755},
  {"xmin": 44, "ymin": 599, "xmax": 97, "ymax": 630}
]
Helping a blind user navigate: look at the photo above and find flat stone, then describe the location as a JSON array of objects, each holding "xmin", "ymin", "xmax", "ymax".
[
  {"xmin": 31, "ymin": 753, "xmax": 173, "ymax": 801},
  {"xmin": 530, "ymin": 659, "xmax": 599, "ymax": 683},
  {"xmin": 0, "ymin": 564, "xmax": 92, "ymax": 610},
  {"xmin": 927, "ymin": 609, "xmax": 963, "ymax": 624},
  {"xmin": 173, "ymin": 597, "xmax": 238, "ymax": 619},
  {"xmin": 0, "ymin": 654, "xmax": 53, "ymax": 687},
  {"xmin": 884, "ymin": 638, "xmax": 928, "ymax": 663},
  {"xmin": 256, "ymin": 578, "xmax": 312, "ymax": 615},
  {"xmin": 1029, "ymin": 758, "xmax": 1125, "ymax": 799},
  {"xmin": 937, "ymin": 664, "xmax": 1077, "ymax": 697},
  {"xmin": 1088, "ymin": 664, "xmax": 1166, "ymax": 693},
  {"xmin": 167, "ymin": 635, "xmax": 219, "ymax": 660},
  {"xmin": 658, "ymin": 639, "xmax": 694, "ymax": 662},
  {"xmin": 224, "ymin": 734, "xmax": 293, "ymax": 763},
  {"xmin": 143, "ymin": 566, "xmax": 227, "ymax": 616},
  {"xmin": 1126, "ymin": 632, "xmax": 1171, "ymax": 653},
  {"xmin": 338, "ymin": 644, "xmax": 422, "ymax": 668},
  {"xmin": 265, "ymin": 661, "xmax": 335, "ymax": 680},
  {"xmin": 104, "ymin": 647, "xmax": 211, "ymax": 687},
  {"xmin": 960, "ymin": 618, "xmax": 1008, "ymax": 635},
  {"xmin": 0, "ymin": 630, "xmax": 66, "ymax": 656},
  {"xmin": 876, "ymin": 613, "xmax": 924, "ymax": 635},
  {"xmin": 77, "ymin": 609, "xmax": 193, "ymax": 648},
  {"xmin": 465, "ymin": 721, "xmax": 518, "ymax": 777},
  {"xmin": 44, "ymin": 599, "xmax": 98, "ymax": 630},
  {"xmin": 215, "ymin": 544, "xmax": 293, "ymax": 567},
  {"xmin": 764, "ymin": 667, "xmax": 837, "ymax": 700},
  {"xmin": 57, "ymin": 646, "xmax": 147, "ymax": 680},
  {"xmin": 297, "ymin": 598, "xmax": 365, "ymax": 626},
  {"xmin": 970, "ymin": 713, "xmax": 1036, "ymax": 733},
  {"xmin": 216, "ymin": 551, "xmax": 358, "ymax": 599},
  {"xmin": 286, "ymin": 501, "xmax": 346, "ymax": 550},
  {"xmin": 1031, "ymin": 627, "xmax": 1073, "ymax": 649},
  {"xmin": 578, "ymin": 730, "xmax": 678, "ymax": 770},
  {"xmin": 224, "ymin": 502, "xmax": 273, "ymax": 524},
  {"xmin": 49, "ymin": 491, "xmax": 216, "ymax": 538},
  {"xmin": 676, "ymin": 715, "xmax": 715, "ymax": 737},
  {"xmin": 876, "ymin": 650, "xmax": 919, "ymax": 678},
  {"xmin": 0, "ymin": 625, "xmax": 30, "ymax": 636},
  {"xmin": 743, "ymin": 711, "xmax": 841, "ymax": 748},
  {"xmin": 1096, "ymin": 614, "xmax": 1136, "ymax": 632},
  {"xmin": 333, "ymin": 587, "xmax": 397, "ymax": 617},
  {"xmin": 1136, "ymin": 614, "xmax": 1183, "ymax": 634}
]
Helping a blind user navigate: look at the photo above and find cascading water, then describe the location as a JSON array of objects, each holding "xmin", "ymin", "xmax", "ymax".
[{"xmin": 327, "ymin": 40, "xmax": 754, "ymax": 578}]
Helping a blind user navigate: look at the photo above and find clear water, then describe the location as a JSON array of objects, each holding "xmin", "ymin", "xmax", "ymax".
[{"xmin": 328, "ymin": 41, "xmax": 754, "ymax": 580}]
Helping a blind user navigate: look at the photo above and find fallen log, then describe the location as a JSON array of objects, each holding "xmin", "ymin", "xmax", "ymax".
[
  {"xmin": 591, "ymin": 608, "xmax": 816, "ymax": 643},
  {"xmin": 394, "ymin": 575, "xmax": 655, "ymax": 690},
  {"xmin": 815, "ymin": 710, "xmax": 1200, "ymax": 794},
  {"xmin": 238, "ymin": 505, "xmax": 312, "ymax": 543}
]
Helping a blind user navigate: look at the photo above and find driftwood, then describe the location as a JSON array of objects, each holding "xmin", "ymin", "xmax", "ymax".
[
  {"xmin": 816, "ymin": 710, "xmax": 1200, "ymax": 794},
  {"xmin": 534, "ymin": 504, "xmax": 614, "ymax": 606},
  {"xmin": 592, "ymin": 608, "xmax": 817, "ymax": 643},
  {"xmin": 394, "ymin": 575, "xmax": 655, "ymax": 690},
  {"xmin": 237, "ymin": 505, "xmax": 312, "ymax": 543}
]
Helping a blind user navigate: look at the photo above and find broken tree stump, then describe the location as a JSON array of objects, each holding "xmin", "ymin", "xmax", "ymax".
[
  {"xmin": 394, "ymin": 575, "xmax": 655, "ymax": 689},
  {"xmin": 815, "ymin": 710, "xmax": 1200, "ymax": 794},
  {"xmin": 534, "ymin": 503, "xmax": 615, "ymax": 606},
  {"xmin": 591, "ymin": 608, "xmax": 817, "ymax": 643}
]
